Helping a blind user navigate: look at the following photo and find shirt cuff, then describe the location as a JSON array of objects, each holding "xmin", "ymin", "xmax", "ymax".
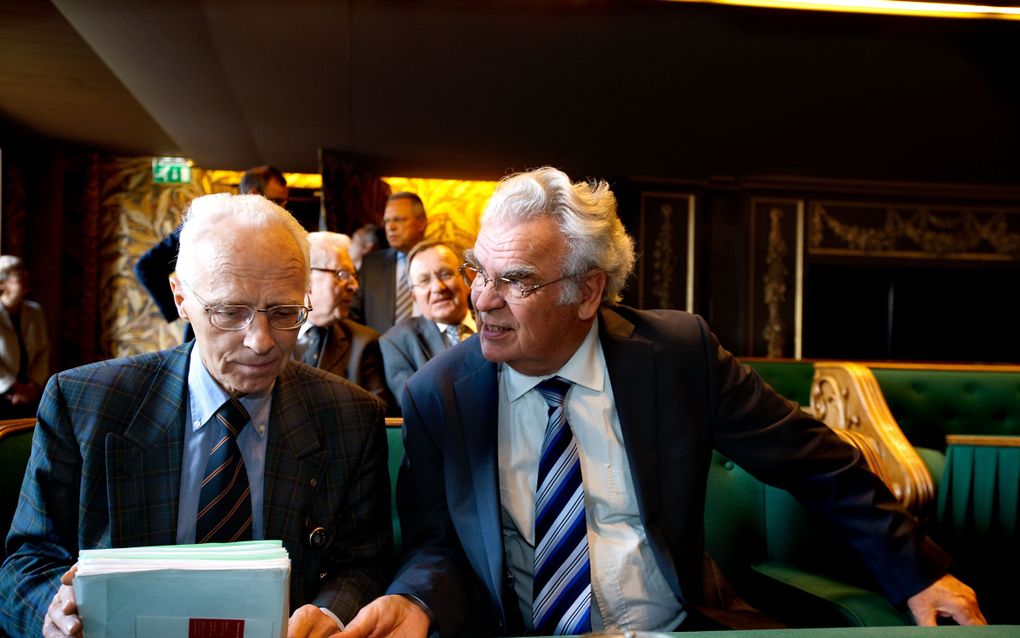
[{"xmin": 318, "ymin": 606, "xmax": 345, "ymax": 631}]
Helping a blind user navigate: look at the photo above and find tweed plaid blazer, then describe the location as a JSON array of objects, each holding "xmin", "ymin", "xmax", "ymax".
[{"xmin": 0, "ymin": 343, "xmax": 392, "ymax": 636}]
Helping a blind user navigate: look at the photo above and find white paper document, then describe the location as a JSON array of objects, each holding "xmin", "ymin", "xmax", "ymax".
[{"xmin": 74, "ymin": 540, "xmax": 290, "ymax": 638}]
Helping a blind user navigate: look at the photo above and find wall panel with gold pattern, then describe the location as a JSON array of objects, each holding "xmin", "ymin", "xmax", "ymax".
[
  {"xmin": 382, "ymin": 176, "xmax": 496, "ymax": 252},
  {"xmin": 748, "ymin": 198, "xmax": 804, "ymax": 358}
]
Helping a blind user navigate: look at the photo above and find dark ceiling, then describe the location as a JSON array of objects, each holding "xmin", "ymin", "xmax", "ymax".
[{"xmin": 2, "ymin": 0, "xmax": 1019, "ymax": 184}]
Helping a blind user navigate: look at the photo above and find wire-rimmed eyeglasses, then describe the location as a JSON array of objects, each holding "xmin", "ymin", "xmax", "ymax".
[
  {"xmin": 311, "ymin": 267, "xmax": 356, "ymax": 282},
  {"xmin": 458, "ymin": 263, "xmax": 571, "ymax": 302},
  {"xmin": 178, "ymin": 277, "xmax": 311, "ymax": 331}
]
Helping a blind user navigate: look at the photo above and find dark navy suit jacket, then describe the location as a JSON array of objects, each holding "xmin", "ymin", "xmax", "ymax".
[
  {"xmin": 0, "ymin": 343, "xmax": 392, "ymax": 636},
  {"xmin": 386, "ymin": 305, "xmax": 949, "ymax": 637}
]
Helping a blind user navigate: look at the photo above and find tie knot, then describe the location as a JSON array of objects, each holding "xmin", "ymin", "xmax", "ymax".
[
  {"xmin": 535, "ymin": 376, "xmax": 571, "ymax": 408},
  {"xmin": 215, "ymin": 398, "xmax": 251, "ymax": 438}
]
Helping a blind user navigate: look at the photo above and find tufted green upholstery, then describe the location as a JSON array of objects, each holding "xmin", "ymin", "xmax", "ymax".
[
  {"xmin": 744, "ymin": 360, "xmax": 816, "ymax": 407},
  {"xmin": 870, "ymin": 368, "xmax": 1020, "ymax": 452},
  {"xmin": 705, "ymin": 452, "xmax": 909, "ymax": 627}
]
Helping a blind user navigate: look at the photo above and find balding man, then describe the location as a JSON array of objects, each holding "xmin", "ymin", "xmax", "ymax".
[
  {"xmin": 349, "ymin": 192, "xmax": 428, "ymax": 334},
  {"xmin": 0, "ymin": 194, "xmax": 391, "ymax": 638},
  {"xmin": 134, "ymin": 165, "xmax": 290, "ymax": 342},
  {"xmin": 296, "ymin": 232, "xmax": 389, "ymax": 404}
]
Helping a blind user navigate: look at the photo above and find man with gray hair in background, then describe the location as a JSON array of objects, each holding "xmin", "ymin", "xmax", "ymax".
[
  {"xmin": 344, "ymin": 167, "xmax": 983, "ymax": 638},
  {"xmin": 0, "ymin": 194, "xmax": 391, "ymax": 638},
  {"xmin": 296, "ymin": 231, "xmax": 390, "ymax": 405}
]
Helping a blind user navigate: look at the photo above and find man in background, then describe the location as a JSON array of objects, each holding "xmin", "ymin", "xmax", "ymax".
[
  {"xmin": 0, "ymin": 255, "xmax": 49, "ymax": 418},
  {"xmin": 349, "ymin": 192, "xmax": 427, "ymax": 334},
  {"xmin": 345, "ymin": 167, "xmax": 983, "ymax": 638},
  {"xmin": 349, "ymin": 224, "xmax": 386, "ymax": 271},
  {"xmin": 379, "ymin": 240, "xmax": 473, "ymax": 403},
  {"xmin": 1, "ymin": 194, "xmax": 391, "ymax": 638},
  {"xmin": 133, "ymin": 165, "xmax": 289, "ymax": 342},
  {"xmin": 296, "ymin": 231, "xmax": 390, "ymax": 405}
]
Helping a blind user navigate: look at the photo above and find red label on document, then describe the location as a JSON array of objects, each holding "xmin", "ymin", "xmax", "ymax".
[{"xmin": 189, "ymin": 618, "xmax": 245, "ymax": 638}]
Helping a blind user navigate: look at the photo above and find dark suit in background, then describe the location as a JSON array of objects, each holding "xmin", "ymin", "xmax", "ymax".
[
  {"xmin": 378, "ymin": 316, "xmax": 449, "ymax": 402},
  {"xmin": 133, "ymin": 227, "xmax": 194, "ymax": 342},
  {"xmin": 0, "ymin": 343, "xmax": 392, "ymax": 636},
  {"xmin": 300, "ymin": 319, "xmax": 391, "ymax": 406},
  {"xmin": 386, "ymin": 306, "xmax": 950, "ymax": 636},
  {"xmin": 349, "ymin": 248, "xmax": 398, "ymax": 334}
]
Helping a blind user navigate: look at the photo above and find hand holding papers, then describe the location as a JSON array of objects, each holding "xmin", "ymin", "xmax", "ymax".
[{"xmin": 73, "ymin": 540, "xmax": 290, "ymax": 638}]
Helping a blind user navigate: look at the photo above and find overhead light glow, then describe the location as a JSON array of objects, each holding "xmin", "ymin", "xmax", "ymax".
[{"xmin": 669, "ymin": 0, "xmax": 1020, "ymax": 21}]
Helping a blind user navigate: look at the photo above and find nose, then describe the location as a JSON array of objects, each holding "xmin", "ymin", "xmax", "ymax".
[
  {"xmin": 472, "ymin": 279, "xmax": 504, "ymax": 312},
  {"xmin": 243, "ymin": 311, "xmax": 275, "ymax": 354},
  {"xmin": 347, "ymin": 276, "xmax": 359, "ymax": 294}
]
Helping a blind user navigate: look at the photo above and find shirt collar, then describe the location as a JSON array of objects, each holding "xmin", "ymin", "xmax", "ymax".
[
  {"xmin": 187, "ymin": 345, "xmax": 273, "ymax": 437},
  {"xmin": 503, "ymin": 320, "xmax": 603, "ymax": 402}
]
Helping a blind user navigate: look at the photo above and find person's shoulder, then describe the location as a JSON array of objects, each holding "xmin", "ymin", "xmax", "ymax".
[
  {"xmin": 341, "ymin": 318, "xmax": 381, "ymax": 342},
  {"xmin": 380, "ymin": 316, "xmax": 425, "ymax": 342},
  {"xmin": 602, "ymin": 304, "xmax": 710, "ymax": 343},
  {"xmin": 406, "ymin": 334, "xmax": 484, "ymax": 390},
  {"xmin": 360, "ymin": 248, "xmax": 395, "ymax": 268},
  {"xmin": 56, "ymin": 345, "xmax": 188, "ymax": 385},
  {"xmin": 284, "ymin": 360, "xmax": 386, "ymax": 411},
  {"xmin": 22, "ymin": 299, "xmax": 45, "ymax": 316}
]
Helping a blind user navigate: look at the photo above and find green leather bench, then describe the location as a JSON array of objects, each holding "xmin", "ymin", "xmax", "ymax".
[
  {"xmin": 0, "ymin": 418, "xmax": 36, "ymax": 562},
  {"xmin": 705, "ymin": 452, "xmax": 911, "ymax": 628}
]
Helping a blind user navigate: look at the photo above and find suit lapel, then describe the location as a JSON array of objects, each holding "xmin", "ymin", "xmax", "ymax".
[
  {"xmin": 600, "ymin": 308, "xmax": 662, "ymax": 526},
  {"xmin": 105, "ymin": 344, "xmax": 190, "ymax": 547},
  {"xmin": 419, "ymin": 317, "xmax": 448, "ymax": 357},
  {"xmin": 451, "ymin": 343, "xmax": 507, "ymax": 615},
  {"xmin": 319, "ymin": 322, "xmax": 351, "ymax": 376},
  {"xmin": 263, "ymin": 364, "xmax": 329, "ymax": 543}
]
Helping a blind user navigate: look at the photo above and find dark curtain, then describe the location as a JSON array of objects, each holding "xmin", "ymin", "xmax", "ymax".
[
  {"xmin": 2, "ymin": 143, "xmax": 104, "ymax": 373},
  {"xmin": 319, "ymin": 148, "xmax": 391, "ymax": 235}
]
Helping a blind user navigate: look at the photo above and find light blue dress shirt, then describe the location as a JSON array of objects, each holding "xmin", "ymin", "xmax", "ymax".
[{"xmin": 176, "ymin": 346, "xmax": 272, "ymax": 544}]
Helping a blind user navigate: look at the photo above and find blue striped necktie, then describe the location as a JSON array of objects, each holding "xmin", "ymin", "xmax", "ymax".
[
  {"xmin": 533, "ymin": 377, "xmax": 593, "ymax": 635},
  {"xmin": 196, "ymin": 397, "xmax": 254, "ymax": 544}
]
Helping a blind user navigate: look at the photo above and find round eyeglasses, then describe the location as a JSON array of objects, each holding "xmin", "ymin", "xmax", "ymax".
[
  {"xmin": 458, "ymin": 263, "xmax": 570, "ymax": 302},
  {"xmin": 179, "ymin": 278, "xmax": 310, "ymax": 331}
]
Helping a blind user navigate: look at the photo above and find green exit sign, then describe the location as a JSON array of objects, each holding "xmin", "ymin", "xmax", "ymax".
[{"xmin": 152, "ymin": 157, "xmax": 192, "ymax": 184}]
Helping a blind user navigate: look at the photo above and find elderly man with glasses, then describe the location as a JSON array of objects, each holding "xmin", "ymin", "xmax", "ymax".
[
  {"xmin": 295, "ymin": 232, "xmax": 390, "ymax": 405},
  {"xmin": 0, "ymin": 194, "xmax": 392, "ymax": 638},
  {"xmin": 344, "ymin": 167, "xmax": 983, "ymax": 638}
]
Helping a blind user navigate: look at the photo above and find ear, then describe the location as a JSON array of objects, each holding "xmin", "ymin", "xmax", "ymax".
[
  {"xmin": 576, "ymin": 270, "xmax": 606, "ymax": 321},
  {"xmin": 169, "ymin": 273, "xmax": 191, "ymax": 322}
]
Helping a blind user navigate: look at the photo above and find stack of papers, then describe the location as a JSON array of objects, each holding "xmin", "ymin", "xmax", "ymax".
[{"xmin": 74, "ymin": 540, "xmax": 290, "ymax": 638}]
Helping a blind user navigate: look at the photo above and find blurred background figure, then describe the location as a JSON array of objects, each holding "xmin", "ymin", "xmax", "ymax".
[
  {"xmin": 0, "ymin": 256, "xmax": 49, "ymax": 419},
  {"xmin": 349, "ymin": 223, "xmax": 386, "ymax": 272},
  {"xmin": 133, "ymin": 165, "xmax": 288, "ymax": 343},
  {"xmin": 349, "ymin": 193, "xmax": 428, "ymax": 334},
  {"xmin": 295, "ymin": 232, "xmax": 391, "ymax": 407}
]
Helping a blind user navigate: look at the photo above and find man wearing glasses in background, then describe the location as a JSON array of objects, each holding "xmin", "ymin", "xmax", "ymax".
[
  {"xmin": 0, "ymin": 194, "xmax": 392, "ymax": 638},
  {"xmin": 344, "ymin": 167, "xmax": 983, "ymax": 638},
  {"xmin": 379, "ymin": 239, "xmax": 474, "ymax": 406},
  {"xmin": 296, "ymin": 232, "xmax": 390, "ymax": 405}
]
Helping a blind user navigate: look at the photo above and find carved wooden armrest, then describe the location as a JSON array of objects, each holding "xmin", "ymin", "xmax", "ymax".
[{"xmin": 811, "ymin": 362, "xmax": 934, "ymax": 514}]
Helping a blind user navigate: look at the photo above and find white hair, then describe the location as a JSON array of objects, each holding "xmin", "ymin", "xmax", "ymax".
[
  {"xmin": 177, "ymin": 193, "xmax": 310, "ymax": 287},
  {"xmin": 482, "ymin": 167, "xmax": 635, "ymax": 304},
  {"xmin": 307, "ymin": 231, "xmax": 352, "ymax": 268},
  {"xmin": 0, "ymin": 255, "xmax": 25, "ymax": 282}
]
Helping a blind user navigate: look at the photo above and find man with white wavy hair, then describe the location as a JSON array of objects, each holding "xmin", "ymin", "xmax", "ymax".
[
  {"xmin": 346, "ymin": 166, "xmax": 983, "ymax": 638},
  {"xmin": 0, "ymin": 194, "xmax": 391, "ymax": 638}
]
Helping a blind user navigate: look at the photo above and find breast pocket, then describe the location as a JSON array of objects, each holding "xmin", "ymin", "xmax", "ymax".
[{"xmin": 591, "ymin": 446, "xmax": 641, "ymax": 523}]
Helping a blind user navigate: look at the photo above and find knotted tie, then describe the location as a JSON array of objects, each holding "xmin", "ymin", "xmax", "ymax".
[
  {"xmin": 196, "ymin": 397, "xmax": 254, "ymax": 544},
  {"xmin": 533, "ymin": 377, "xmax": 592, "ymax": 635},
  {"xmin": 298, "ymin": 325, "xmax": 327, "ymax": 367},
  {"xmin": 395, "ymin": 255, "xmax": 414, "ymax": 322}
]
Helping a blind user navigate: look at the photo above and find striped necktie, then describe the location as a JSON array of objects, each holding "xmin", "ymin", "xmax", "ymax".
[
  {"xmin": 533, "ymin": 377, "xmax": 592, "ymax": 635},
  {"xmin": 395, "ymin": 254, "xmax": 413, "ymax": 322},
  {"xmin": 196, "ymin": 397, "xmax": 254, "ymax": 544}
]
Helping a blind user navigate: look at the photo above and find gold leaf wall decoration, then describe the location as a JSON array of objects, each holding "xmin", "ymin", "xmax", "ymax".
[{"xmin": 382, "ymin": 176, "xmax": 496, "ymax": 252}]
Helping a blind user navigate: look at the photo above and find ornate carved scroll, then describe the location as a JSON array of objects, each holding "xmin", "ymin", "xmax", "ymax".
[{"xmin": 811, "ymin": 361, "xmax": 935, "ymax": 514}]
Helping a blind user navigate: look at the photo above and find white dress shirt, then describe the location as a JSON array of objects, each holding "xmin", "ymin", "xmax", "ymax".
[{"xmin": 497, "ymin": 321, "xmax": 685, "ymax": 632}]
